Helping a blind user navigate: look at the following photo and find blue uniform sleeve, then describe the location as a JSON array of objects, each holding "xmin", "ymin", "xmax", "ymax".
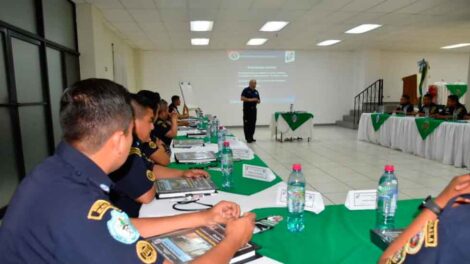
[
  {"xmin": 140, "ymin": 141, "xmax": 158, "ymax": 158},
  {"xmin": 56, "ymin": 199, "xmax": 164, "ymax": 264},
  {"xmin": 112, "ymin": 148, "xmax": 155, "ymax": 200},
  {"xmin": 241, "ymin": 88, "xmax": 249, "ymax": 97}
]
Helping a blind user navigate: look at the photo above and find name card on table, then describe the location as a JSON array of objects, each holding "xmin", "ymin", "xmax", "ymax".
[
  {"xmin": 243, "ymin": 164, "xmax": 276, "ymax": 182},
  {"xmin": 276, "ymin": 185, "xmax": 325, "ymax": 214},
  {"xmin": 344, "ymin": 189, "xmax": 377, "ymax": 210}
]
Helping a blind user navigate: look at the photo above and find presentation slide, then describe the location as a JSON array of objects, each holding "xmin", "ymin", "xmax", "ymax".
[{"xmin": 227, "ymin": 50, "xmax": 296, "ymax": 105}]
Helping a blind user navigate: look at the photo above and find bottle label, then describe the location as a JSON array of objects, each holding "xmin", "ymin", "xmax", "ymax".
[{"xmin": 288, "ymin": 186, "xmax": 305, "ymax": 213}]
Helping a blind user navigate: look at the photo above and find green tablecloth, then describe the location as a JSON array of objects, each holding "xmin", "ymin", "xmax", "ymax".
[
  {"xmin": 446, "ymin": 84, "xmax": 467, "ymax": 98},
  {"xmin": 171, "ymin": 135, "xmax": 282, "ymax": 196},
  {"xmin": 252, "ymin": 199, "xmax": 421, "ymax": 264},
  {"xmin": 370, "ymin": 113, "xmax": 391, "ymax": 131},
  {"xmin": 415, "ymin": 118, "xmax": 445, "ymax": 140},
  {"xmin": 275, "ymin": 112, "xmax": 314, "ymax": 131}
]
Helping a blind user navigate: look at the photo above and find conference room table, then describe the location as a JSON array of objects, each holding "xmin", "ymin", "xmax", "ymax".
[
  {"xmin": 141, "ymin": 132, "xmax": 420, "ymax": 264},
  {"xmin": 270, "ymin": 111, "xmax": 314, "ymax": 142},
  {"xmin": 358, "ymin": 113, "xmax": 470, "ymax": 168}
]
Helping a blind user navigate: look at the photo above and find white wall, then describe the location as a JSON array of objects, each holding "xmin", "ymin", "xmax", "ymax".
[
  {"xmin": 76, "ymin": 3, "xmax": 137, "ymax": 91},
  {"xmin": 379, "ymin": 51, "xmax": 468, "ymax": 102},
  {"xmin": 137, "ymin": 50, "xmax": 355, "ymax": 126}
]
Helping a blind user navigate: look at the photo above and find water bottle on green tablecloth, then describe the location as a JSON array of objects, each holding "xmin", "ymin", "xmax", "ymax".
[
  {"xmin": 376, "ymin": 165, "xmax": 398, "ymax": 230},
  {"xmin": 287, "ymin": 164, "xmax": 305, "ymax": 232},
  {"xmin": 221, "ymin": 141, "xmax": 233, "ymax": 190},
  {"xmin": 217, "ymin": 126, "xmax": 226, "ymax": 156}
]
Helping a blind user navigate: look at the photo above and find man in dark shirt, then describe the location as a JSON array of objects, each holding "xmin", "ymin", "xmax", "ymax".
[
  {"xmin": 169, "ymin": 95, "xmax": 189, "ymax": 118},
  {"xmin": 437, "ymin": 94, "xmax": 468, "ymax": 120},
  {"xmin": 0, "ymin": 78, "xmax": 255, "ymax": 264},
  {"xmin": 241, "ymin": 79, "xmax": 260, "ymax": 143},
  {"xmin": 152, "ymin": 100, "xmax": 177, "ymax": 146},
  {"xmin": 395, "ymin": 94, "xmax": 414, "ymax": 115},
  {"xmin": 418, "ymin": 93, "xmax": 438, "ymax": 117}
]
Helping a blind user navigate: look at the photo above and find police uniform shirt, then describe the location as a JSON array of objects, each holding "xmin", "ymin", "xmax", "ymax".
[
  {"xmin": 241, "ymin": 87, "xmax": 260, "ymax": 109},
  {"xmin": 387, "ymin": 195, "xmax": 470, "ymax": 264},
  {"xmin": 151, "ymin": 119, "xmax": 173, "ymax": 146},
  {"xmin": 418, "ymin": 103, "xmax": 438, "ymax": 115},
  {"xmin": 168, "ymin": 103, "xmax": 179, "ymax": 114},
  {"xmin": 0, "ymin": 142, "xmax": 162, "ymax": 264},
  {"xmin": 110, "ymin": 136, "xmax": 156, "ymax": 218},
  {"xmin": 442, "ymin": 104, "xmax": 468, "ymax": 119},
  {"xmin": 397, "ymin": 103, "xmax": 414, "ymax": 113}
]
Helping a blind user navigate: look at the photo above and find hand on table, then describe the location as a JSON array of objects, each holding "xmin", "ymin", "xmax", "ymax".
[
  {"xmin": 206, "ymin": 201, "xmax": 241, "ymax": 225},
  {"xmin": 225, "ymin": 213, "xmax": 256, "ymax": 248},
  {"xmin": 183, "ymin": 169, "xmax": 209, "ymax": 178},
  {"xmin": 435, "ymin": 174, "xmax": 470, "ymax": 208}
]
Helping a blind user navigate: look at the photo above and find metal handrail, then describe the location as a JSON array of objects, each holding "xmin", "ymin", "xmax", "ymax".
[{"xmin": 353, "ymin": 79, "xmax": 384, "ymax": 127}]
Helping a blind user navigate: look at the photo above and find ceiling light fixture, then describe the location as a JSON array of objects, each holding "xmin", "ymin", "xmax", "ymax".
[
  {"xmin": 190, "ymin": 21, "xmax": 214, "ymax": 32},
  {"xmin": 247, "ymin": 38, "xmax": 268, "ymax": 46},
  {"xmin": 441, "ymin": 43, "xmax": 470, "ymax": 49},
  {"xmin": 191, "ymin": 38, "xmax": 210, "ymax": 45},
  {"xmin": 345, "ymin": 24, "xmax": 382, "ymax": 34},
  {"xmin": 260, "ymin": 21, "xmax": 289, "ymax": 32},
  {"xmin": 317, "ymin": 40, "xmax": 341, "ymax": 46}
]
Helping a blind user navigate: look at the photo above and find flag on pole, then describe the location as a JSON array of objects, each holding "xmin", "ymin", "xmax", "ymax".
[{"xmin": 417, "ymin": 59, "xmax": 430, "ymax": 106}]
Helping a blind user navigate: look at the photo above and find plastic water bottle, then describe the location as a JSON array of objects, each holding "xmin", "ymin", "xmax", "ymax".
[
  {"xmin": 212, "ymin": 117, "xmax": 219, "ymax": 138},
  {"xmin": 376, "ymin": 165, "xmax": 398, "ymax": 230},
  {"xmin": 287, "ymin": 164, "xmax": 305, "ymax": 232},
  {"xmin": 217, "ymin": 126, "xmax": 226, "ymax": 155},
  {"xmin": 221, "ymin": 141, "xmax": 233, "ymax": 189}
]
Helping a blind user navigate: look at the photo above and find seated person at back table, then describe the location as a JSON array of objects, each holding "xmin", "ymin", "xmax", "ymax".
[
  {"xmin": 417, "ymin": 93, "xmax": 439, "ymax": 117},
  {"xmin": 110, "ymin": 93, "xmax": 208, "ymax": 217},
  {"xmin": 436, "ymin": 94, "xmax": 467, "ymax": 120},
  {"xmin": 395, "ymin": 95, "xmax": 414, "ymax": 115},
  {"xmin": 135, "ymin": 90, "xmax": 170, "ymax": 166},
  {"xmin": 0, "ymin": 78, "xmax": 255, "ymax": 264},
  {"xmin": 151, "ymin": 100, "xmax": 177, "ymax": 147},
  {"xmin": 169, "ymin": 95, "xmax": 189, "ymax": 119},
  {"xmin": 379, "ymin": 174, "xmax": 470, "ymax": 264}
]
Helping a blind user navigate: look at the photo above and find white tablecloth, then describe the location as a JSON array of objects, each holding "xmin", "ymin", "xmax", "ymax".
[
  {"xmin": 358, "ymin": 113, "xmax": 470, "ymax": 168},
  {"xmin": 270, "ymin": 113, "xmax": 313, "ymax": 141}
]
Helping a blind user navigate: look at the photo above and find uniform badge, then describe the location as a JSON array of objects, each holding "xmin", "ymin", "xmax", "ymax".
[
  {"xmin": 88, "ymin": 200, "xmax": 115, "ymax": 221},
  {"xmin": 146, "ymin": 170, "xmax": 156, "ymax": 182},
  {"xmin": 130, "ymin": 147, "xmax": 142, "ymax": 157},
  {"xmin": 425, "ymin": 220, "xmax": 438, "ymax": 248},
  {"xmin": 148, "ymin": 141, "xmax": 157, "ymax": 149},
  {"xmin": 388, "ymin": 246, "xmax": 407, "ymax": 264},
  {"xmin": 136, "ymin": 240, "xmax": 157, "ymax": 264},
  {"xmin": 107, "ymin": 209, "xmax": 140, "ymax": 244},
  {"xmin": 292, "ymin": 114, "xmax": 298, "ymax": 123},
  {"xmin": 406, "ymin": 229, "xmax": 425, "ymax": 255}
]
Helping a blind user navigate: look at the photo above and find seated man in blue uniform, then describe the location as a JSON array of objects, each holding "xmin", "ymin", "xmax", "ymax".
[
  {"xmin": 110, "ymin": 93, "xmax": 208, "ymax": 217},
  {"xmin": 417, "ymin": 93, "xmax": 438, "ymax": 117},
  {"xmin": 136, "ymin": 90, "xmax": 170, "ymax": 166},
  {"xmin": 436, "ymin": 94, "xmax": 468, "ymax": 120},
  {"xmin": 394, "ymin": 95, "xmax": 414, "ymax": 115},
  {"xmin": 379, "ymin": 174, "xmax": 470, "ymax": 264},
  {"xmin": 152, "ymin": 100, "xmax": 178, "ymax": 147},
  {"xmin": 0, "ymin": 78, "xmax": 255, "ymax": 264}
]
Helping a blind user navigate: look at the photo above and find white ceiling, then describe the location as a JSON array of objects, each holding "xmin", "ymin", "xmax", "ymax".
[{"xmin": 74, "ymin": 0, "xmax": 470, "ymax": 52}]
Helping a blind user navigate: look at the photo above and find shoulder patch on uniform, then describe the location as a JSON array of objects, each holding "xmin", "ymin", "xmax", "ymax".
[
  {"xmin": 388, "ymin": 246, "xmax": 407, "ymax": 264},
  {"xmin": 88, "ymin": 200, "xmax": 116, "ymax": 221},
  {"xmin": 406, "ymin": 229, "xmax": 425, "ymax": 255},
  {"xmin": 106, "ymin": 209, "xmax": 140, "ymax": 245},
  {"xmin": 146, "ymin": 170, "xmax": 156, "ymax": 182},
  {"xmin": 136, "ymin": 240, "xmax": 157, "ymax": 264},
  {"xmin": 425, "ymin": 220, "xmax": 438, "ymax": 248},
  {"xmin": 148, "ymin": 141, "xmax": 157, "ymax": 149},
  {"xmin": 130, "ymin": 147, "xmax": 142, "ymax": 157}
]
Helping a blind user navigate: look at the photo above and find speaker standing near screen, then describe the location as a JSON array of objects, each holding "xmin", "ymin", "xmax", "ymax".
[{"xmin": 241, "ymin": 80, "xmax": 261, "ymax": 143}]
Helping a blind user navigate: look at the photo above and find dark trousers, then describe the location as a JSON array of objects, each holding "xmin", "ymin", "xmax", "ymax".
[{"xmin": 243, "ymin": 107, "xmax": 257, "ymax": 141}]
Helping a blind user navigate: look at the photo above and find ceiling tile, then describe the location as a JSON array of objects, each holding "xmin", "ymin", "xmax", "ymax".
[
  {"xmin": 154, "ymin": 0, "xmax": 188, "ymax": 9},
  {"xmin": 341, "ymin": 0, "xmax": 386, "ymax": 12},
  {"xmin": 101, "ymin": 9, "xmax": 134, "ymax": 22},
  {"xmin": 189, "ymin": 8, "xmax": 219, "ymax": 20},
  {"xmin": 220, "ymin": 0, "xmax": 254, "ymax": 9},
  {"xmin": 188, "ymin": 0, "xmax": 222, "ymax": 9},
  {"xmin": 129, "ymin": 9, "xmax": 161, "ymax": 22},
  {"xmin": 252, "ymin": 0, "xmax": 287, "ymax": 9},
  {"xmin": 159, "ymin": 8, "xmax": 188, "ymax": 21},
  {"xmin": 88, "ymin": 0, "xmax": 123, "ymax": 9},
  {"xmin": 120, "ymin": 0, "xmax": 156, "ymax": 9}
]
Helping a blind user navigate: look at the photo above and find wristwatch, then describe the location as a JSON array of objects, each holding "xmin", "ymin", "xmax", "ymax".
[{"xmin": 419, "ymin": 195, "xmax": 443, "ymax": 216}]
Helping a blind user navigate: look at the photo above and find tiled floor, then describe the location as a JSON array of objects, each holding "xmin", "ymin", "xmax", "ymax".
[{"xmin": 230, "ymin": 126, "xmax": 470, "ymax": 206}]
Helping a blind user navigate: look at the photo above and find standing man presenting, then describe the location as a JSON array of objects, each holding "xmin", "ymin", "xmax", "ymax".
[{"xmin": 241, "ymin": 79, "xmax": 260, "ymax": 143}]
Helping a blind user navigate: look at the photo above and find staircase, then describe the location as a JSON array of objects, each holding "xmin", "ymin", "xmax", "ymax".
[
  {"xmin": 336, "ymin": 102, "xmax": 398, "ymax": 129},
  {"xmin": 336, "ymin": 79, "xmax": 384, "ymax": 129}
]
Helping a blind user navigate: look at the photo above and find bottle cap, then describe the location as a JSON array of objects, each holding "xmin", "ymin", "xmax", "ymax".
[
  {"xmin": 292, "ymin": 164, "xmax": 302, "ymax": 171},
  {"xmin": 384, "ymin": 165, "xmax": 395, "ymax": 172},
  {"xmin": 223, "ymin": 141, "xmax": 230, "ymax": 147},
  {"xmin": 219, "ymin": 126, "xmax": 224, "ymax": 130}
]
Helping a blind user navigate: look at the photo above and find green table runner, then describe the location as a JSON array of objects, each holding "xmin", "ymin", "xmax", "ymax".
[
  {"xmin": 370, "ymin": 113, "xmax": 391, "ymax": 131},
  {"xmin": 171, "ymin": 135, "xmax": 282, "ymax": 196},
  {"xmin": 275, "ymin": 112, "xmax": 314, "ymax": 131},
  {"xmin": 415, "ymin": 118, "xmax": 445, "ymax": 140},
  {"xmin": 446, "ymin": 84, "xmax": 467, "ymax": 99},
  {"xmin": 252, "ymin": 199, "xmax": 421, "ymax": 264}
]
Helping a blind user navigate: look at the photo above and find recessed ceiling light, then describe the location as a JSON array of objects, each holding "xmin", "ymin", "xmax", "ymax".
[
  {"xmin": 191, "ymin": 38, "xmax": 209, "ymax": 45},
  {"xmin": 441, "ymin": 43, "xmax": 470, "ymax": 49},
  {"xmin": 190, "ymin": 21, "xmax": 214, "ymax": 32},
  {"xmin": 345, "ymin": 24, "xmax": 382, "ymax": 34},
  {"xmin": 317, "ymin": 40, "xmax": 341, "ymax": 46},
  {"xmin": 260, "ymin": 21, "xmax": 289, "ymax": 32},
  {"xmin": 247, "ymin": 38, "xmax": 268, "ymax": 46}
]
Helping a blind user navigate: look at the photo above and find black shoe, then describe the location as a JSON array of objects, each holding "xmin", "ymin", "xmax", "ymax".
[
  {"xmin": 247, "ymin": 140, "xmax": 253, "ymax": 143},
  {"xmin": 252, "ymin": 139, "xmax": 256, "ymax": 142}
]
